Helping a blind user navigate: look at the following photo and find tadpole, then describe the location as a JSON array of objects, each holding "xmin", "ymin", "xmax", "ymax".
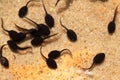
[
  {"xmin": 1, "ymin": 18, "xmax": 26, "ymax": 43},
  {"xmin": 48, "ymin": 48, "xmax": 72, "ymax": 59},
  {"xmin": 42, "ymin": 0, "xmax": 55, "ymax": 28},
  {"xmin": 60, "ymin": 18, "xmax": 77, "ymax": 42},
  {"xmin": 15, "ymin": 24, "xmax": 41, "ymax": 37},
  {"xmin": 40, "ymin": 46, "xmax": 57, "ymax": 69},
  {"xmin": 7, "ymin": 40, "xmax": 31, "ymax": 53},
  {"xmin": 82, "ymin": 53, "xmax": 105, "ymax": 71},
  {"xmin": 24, "ymin": 17, "xmax": 50, "ymax": 36},
  {"xmin": 18, "ymin": 0, "xmax": 32, "ymax": 18},
  {"xmin": 31, "ymin": 33, "xmax": 58, "ymax": 46},
  {"xmin": 108, "ymin": 4, "xmax": 119, "ymax": 35}
]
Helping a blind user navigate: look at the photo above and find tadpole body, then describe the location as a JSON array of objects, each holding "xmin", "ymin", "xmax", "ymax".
[
  {"xmin": 60, "ymin": 18, "xmax": 77, "ymax": 42},
  {"xmin": 0, "ymin": 57, "xmax": 9, "ymax": 68},
  {"xmin": 18, "ymin": 0, "xmax": 32, "ymax": 18},
  {"xmin": 31, "ymin": 33, "xmax": 58, "ymax": 46},
  {"xmin": 40, "ymin": 46, "xmax": 57, "ymax": 69},
  {"xmin": 48, "ymin": 49, "xmax": 72, "ymax": 59},
  {"xmin": 37, "ymin": 24, "xmax": 50, "ymax": 36},
  {"xmin": 42, "ymin": 0, "xmax": 55, "ymax": 28},
  {"xmin": 7, "ymin": 40, "xmax": 31, "ymax": 52},
  {"xmin": 24, "ymin": 17, "xmax": 51, "ymax": 36}
]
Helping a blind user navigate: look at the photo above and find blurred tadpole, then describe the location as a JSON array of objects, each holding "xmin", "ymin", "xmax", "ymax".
[{"xmin": 56, "ymin": 0, "xmax": 74, "ymax": 14}]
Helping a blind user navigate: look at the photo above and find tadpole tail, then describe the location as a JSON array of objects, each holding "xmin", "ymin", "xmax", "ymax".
[
  {"xmin": 40, "ymin": 46, "xmax": 47, "ymax": 61},
  {"xmin": 26, "ymin": 0, "xmax": 41, "ymax": 6},
  {"xmin": 24, "ymin": 17, "xmax": 38, "ymax": 26},
  {"xmin": 44, "ymin": 33, "xmax": 58, "ymax": 40},
  {"xmin": 1, "ymin": 18, "xmax": 9, "ymax": 32},
  {"xmin": 26, "ymin": 0, "xmax": 31, "ymax": 6},
  {"xmin": 42, "ymin": 0, "xmax": 48, "ymax": 14},
  {"xmin": 0, "ymin": 44, "xmax": 7, "ymax": 57},
  {"xmin": 14, "ymin": 24, "xmax": 29, "ymax": 33},
  {"xmin": 60, "ymin": 18, "xmax": 69, "ymax": 31},
  {"xmin": 26, "ymin": 0, "xmax": 38, "ymax": 6},
  {"xmin": 55, "ymin": 0, "xmax": 60, "ymax": 6},
  {"xmin": 82, "ymin": 63, "xmax": 95, "ymax": 71},
  {"xmin": 18, "ymin": 46, "xmax": 32, "ymax": 50},
  {"xmin": 60, "ymin": 49, "xmax": 72, "ymax": 58},
  {"xmin": 113, "ymin": 4, "xmax": 120, "ymax": 22}
]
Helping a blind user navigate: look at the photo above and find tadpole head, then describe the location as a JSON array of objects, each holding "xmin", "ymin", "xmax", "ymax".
[
  {"xmin": 29, "ymin": 29, "xmax": 41, "ymax": 37},
  {"xmin": 93, "ymin": 53, "xmax": 105, "ymax": 64},
  {"xmin": 14, "ymin": 32, "xmax": 26, "ymax": 43},
  {"xmin": 31, "ymin": 37, "xmax": 43, "ymax": 46},
  {"xmin": 8, "ymin": 30, "xmax": 18, "ymax": 39},
  {"xmin": 9, "ymin": 31, "xmax": 26, "ymax": 43},
  {"xmin": 48, "ymin": 50, "xmax": 60, "ymax": 59},
  {"xmin": 7, "ymin": 40, "xmax": 18, "ymax": 52},
  {"xmin": 0, "ymin": 57, "xmax": 9, "ymax": 68},
  {"xmin": 67, "ymin": 30, "xmax": 77, "ymax": 42},
  {"xmin": 18, "ymin": 6, "xmax": 28, "ymax": 18},
  {"xmin": 37, "ymin": 24, "xmax": 50, "ymax": 36},
  {"xmin": 108, "ymin": 21, "xmax": 116, "ymax": 34},
  {"xmin": 46, "ymin": 58, "xmax": 57, "ymax": 69},
  {"xmin": 45, "ymin": 14, "xmax": 54, "ymax": 28}
]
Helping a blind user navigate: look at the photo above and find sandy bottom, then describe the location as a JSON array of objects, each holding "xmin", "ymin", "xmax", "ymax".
[{"xmin": 0, "ymin": 0, "xmax": 120, "ymax": 80}]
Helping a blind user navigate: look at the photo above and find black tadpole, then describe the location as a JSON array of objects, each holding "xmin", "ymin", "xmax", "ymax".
[
  {"xmin": 42, "ymin": 0, "xmax": 55, "ymax": 28},
  {"xmin": 48, "ymin": 48, "xmax": 72, "ymax": 59},
  {"xmin": 15, "ymin": 24, "xmax": 41, "ymax": 37},
  {"xmin": 18, "ymin": 0, "xmax": 39, "ymax": 18},
  {"xmin": 108, "ymin": 4, "xmax": 119, "ymax": 35},
  {"xmin": 24, "ymin": 17, "xmax": 50, "ymax": 36},
  {"xmin": 40, "ymin": 46, "xmax": 57, "ymax": 69},
  {"xmin": 82, "ymin": 53, "xmax": 105, "ymax": 71},
  {"xmin": 60, "ymin": 18, "xmax": 77, "ymax": 42},
  {"xmin": 31, "ymin": 33, "xmax": 58, "ymax": 46},
  {"xmin": 37, "ymin": 24, "xmax": 50, "ymax": 36},
  {"xmin": 1, "ymin": 18, "xmax": 26, "ymax": 43},
  {"xmin": 18, "ymin": 0, "xmax": 33, "ymax": 18},
  {"xmin": 7, "ymin": 40, "xmax": 31, "ymax": 53}
]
